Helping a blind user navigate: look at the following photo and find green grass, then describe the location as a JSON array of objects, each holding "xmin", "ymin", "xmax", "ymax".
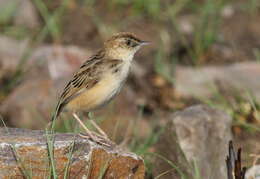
[
  {"xmin": 109, "ymin": 0, "xmax": 225, "ymax": 67},
  {"xmin": 169, "ymin": 0, "xmax": 226, "ymax": 65},
  {"xmin": 63, "ymin": 136, "xmax": 76, "ymax": 178},
  {"xmin": 0, "ymin": 1, "xmax": 18, "ymax": 25},
  {"xmin": 153, "ymin": 38, "xmax": 176, "ymax": 84},
  {"xmin": 146, "ymin": 152, "xmax": 190, "ymax": 179},
  {"xmin": 46, "ymin": 129, "xmax": 57, "ymax": 178},
  {"xmin": 33, "ymin": 0, "xmax": 70, "ymax": 42},
  {"xmin": 202, "ymin": 87, "xmax": 260, "ymax": 133},
  {"xmin": 254, "ymin": 48, "xmax": 260, "ymax": 62},
  {"xmin": 109, "ymin": 0, "xmax": 162, "ymax": 19},
  {"xmin": 0, "ymin": 0, "xmax": 70, "ymax": 101},
  {"xmin": 136, "ymin": 0, "xmax": 228, "ymax": 85},
  {"xmin": 192, "ymin": 0, "xmax": 224, "ymax": 62}
]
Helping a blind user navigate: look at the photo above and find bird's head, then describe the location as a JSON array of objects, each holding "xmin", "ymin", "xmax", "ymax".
[{"xmin": 104, "ymin": 32, "xmax": 149, "ymax": 60}]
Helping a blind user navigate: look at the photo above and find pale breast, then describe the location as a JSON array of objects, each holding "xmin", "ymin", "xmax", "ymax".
[{"xmin": 66, "ymin": 62, "xmax": 130, "ymax": 112}]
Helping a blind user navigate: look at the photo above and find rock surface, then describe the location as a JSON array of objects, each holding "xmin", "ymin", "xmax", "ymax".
[
  {"xmin": 154, "ymin": 105, "xmax": 232, "ymax": 178},
  {"xmin": 246, "ymin": 165, "xmax": 260, "ymax": 179},
  {"xmin": 153, "ymin": 115, "xmax": 193, "ymax": 178},
  {"xmin": 0, "ymin": 79, "xmax": 53, "ymax": 128},
  {"xmin": 175, "ymin": 62, "xmax": 260, "ymax": 102},
  {"xmin": 0, "ymin": 127, "xmax": 145, "ymax": 178},
  {"xmin": 174, "ymin": 105, "xmax": 232, "ymax": 178}
]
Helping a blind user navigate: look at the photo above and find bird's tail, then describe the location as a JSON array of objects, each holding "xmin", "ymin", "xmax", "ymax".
[{"xmin": 49, "ymin": 101, "xmax": 64, "ymax": 131}]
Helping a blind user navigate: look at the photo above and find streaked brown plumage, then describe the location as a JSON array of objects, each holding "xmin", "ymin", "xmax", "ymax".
[
  {"xmin": 51, "ymin": 32, "xmax": 149, "ymax": 142},
  {"xmin": 55, "ymin": 53, "xmax": 123, "ymax": 117}
]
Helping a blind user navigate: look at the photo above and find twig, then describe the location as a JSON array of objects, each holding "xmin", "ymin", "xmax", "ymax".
[{"xmin": 226, "ymin": 141, "xmax": 247, "ymax": 179}]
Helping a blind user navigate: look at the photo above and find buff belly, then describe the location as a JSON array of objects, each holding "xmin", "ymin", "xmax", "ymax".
[{"xmin": 66, "ymin": 73, "xmax": 124, "ymax": 112}]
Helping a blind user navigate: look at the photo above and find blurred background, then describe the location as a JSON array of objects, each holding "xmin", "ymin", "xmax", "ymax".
[{"xmin": 0, "ymin": 0, "xmax": 260, "ymax": 178}]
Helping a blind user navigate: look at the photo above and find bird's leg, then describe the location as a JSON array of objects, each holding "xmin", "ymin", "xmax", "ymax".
[
  {"xmin": 87, "ymin": 112, "xmax": 109, "ymax": 139},
  {"xmin": 73, "ymin": 113, "xmax": 96, "ymax": 139},
  {"xmin": 73, "ymin": 113, "xmax": 112, "ymax": 146},
  {"xmin": 89, "ymin": 120, "xmax": 109, "ymax": 139}
]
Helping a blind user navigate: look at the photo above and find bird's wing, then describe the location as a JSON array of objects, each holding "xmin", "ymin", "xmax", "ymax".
[{"xmin": 54, "ymin": 50, "xmax": 122, "ymax": 117}]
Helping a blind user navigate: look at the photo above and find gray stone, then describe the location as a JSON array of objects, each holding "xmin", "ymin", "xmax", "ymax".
[
  {"xmin": 153, "ymin": 115, "xmax": 193, "ymax": 179},
  {"xmin": 175, "ymin": 62, "xmax": 260, "ymax": 102},
  {"xmin": 154, "ymin": 105, "xmax": 232, "ymax": 179},
  {"xmin": 173, "ymin": 105, "xmax": 232, "ymax": 179}
]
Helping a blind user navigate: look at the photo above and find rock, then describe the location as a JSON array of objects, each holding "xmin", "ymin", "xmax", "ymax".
[
  {"xmin": 174, "ymin": 105, "xmax": 232, "ymax": 178},
  {"xmin": 31, "ymin": 45, "xmax": 88, "ymax": 79},
  {"xmin": 153, "ymin": 114, "xmax": 193, "ymax": 178},
  {"xmin": 0, "ymin": 127, "xmax": 145, "ymax": 178},
  {"xmin": 0, "ymin": 37, "xmax": 87, "ymax": 82},
  {"xmin": 0, "ymin": 35, "xmax": 29, "ymax": 79},
  {"xmin": 0, "ymin": 79, "xmax": 53, "ymax": 128},
  {"xmin": 0, "ymin": 44, "xmax": 89, "ymax": 128},
  {"xmin": 0, "ymin": 0, "xmax": 39, "ymax": 28},
  {"xmin": 30, "ymin": 45, "xmax": 89, "ymax": 91},
  {"xmin": 246, "ymin": 165, "xmax": 260, "ymax": 179},
  {"xmin": 154, "ymin": 105, "xmax": 232, "ymax": 179},
  {"xmin": 221, "ymin": 5, "xmax": 235, "ymax": 18},
  {"xmin": 175, "ymin": 62, "xmax": 260, "ymax": 102},
  {"xmin": 177, "ymin": 15, "xmax": 194, "ymax": 35}
]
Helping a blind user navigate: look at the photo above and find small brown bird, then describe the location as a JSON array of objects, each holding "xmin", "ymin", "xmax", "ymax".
[{"xmin": 51, "ymin": 32, "xmax": 149, "ymax": 142}]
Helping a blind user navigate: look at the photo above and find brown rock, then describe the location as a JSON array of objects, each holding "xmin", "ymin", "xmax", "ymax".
[
  {"xmin": 0, "ymin": 127, "xmax": 145, "ymax": 178},
  {"xmin": 0, "ymin": 79, "xmax": 53, "ymax": 128}
]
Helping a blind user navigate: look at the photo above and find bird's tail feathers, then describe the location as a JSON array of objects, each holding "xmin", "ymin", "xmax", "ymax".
[{"xmin": 49, "ymin": 101, "xmax": 64, "ymax": 131}]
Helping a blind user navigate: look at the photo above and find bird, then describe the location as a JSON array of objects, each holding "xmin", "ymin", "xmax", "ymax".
[{"xmin": 50, "ymin": 32, "xmax": 149, "ymax": 143}]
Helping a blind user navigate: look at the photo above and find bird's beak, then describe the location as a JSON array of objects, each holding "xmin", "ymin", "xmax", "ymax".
[{"xmin": 140, "ymin": 41, "xmax": 150, "ymax": 46}]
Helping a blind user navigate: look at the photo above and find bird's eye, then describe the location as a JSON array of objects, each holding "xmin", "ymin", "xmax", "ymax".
[
  {"xmin": 126, "ymin": 39, "xmax": 132, "ymax": 46},
  {"xmin": 126, "ymin": 39, "xmax": 138, "ymax": 47}
]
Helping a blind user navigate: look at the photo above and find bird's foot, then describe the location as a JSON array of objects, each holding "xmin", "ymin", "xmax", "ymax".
[{"xmin": 79, "ymin": 132, "xmax": 115, "ymax": 147}]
